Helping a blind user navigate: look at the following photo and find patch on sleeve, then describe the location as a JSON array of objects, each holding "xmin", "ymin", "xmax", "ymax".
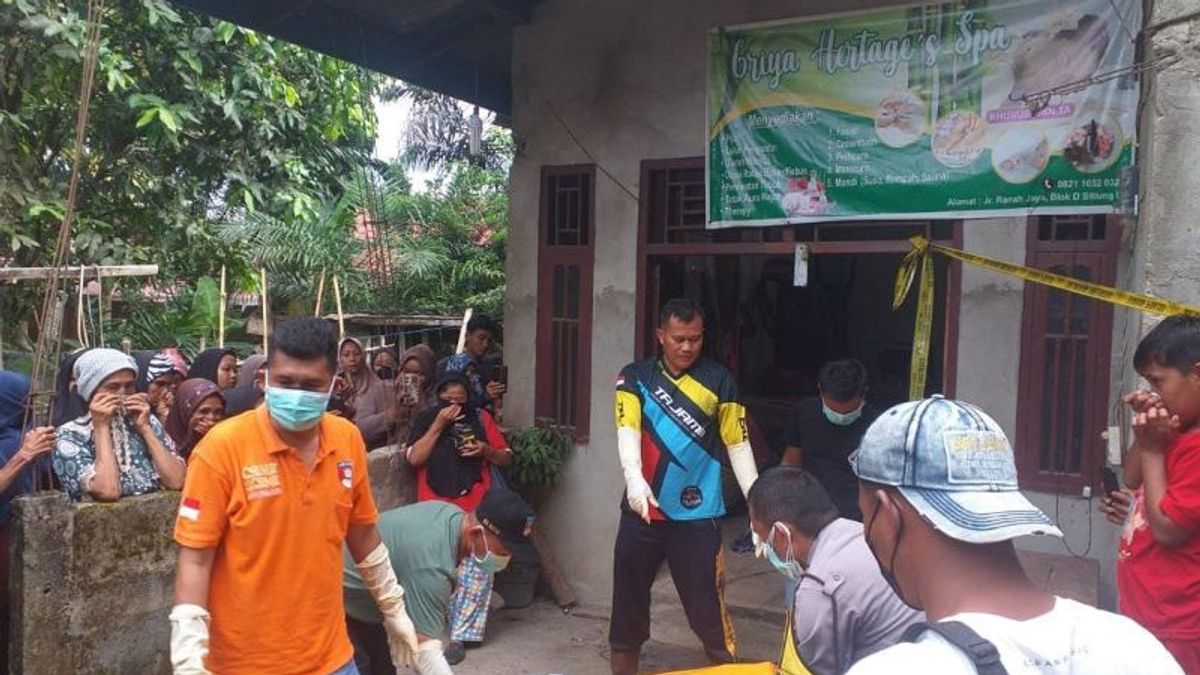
[{"xmin": 178, "ymin": 497, "xmax": 201, "ymax": 522}]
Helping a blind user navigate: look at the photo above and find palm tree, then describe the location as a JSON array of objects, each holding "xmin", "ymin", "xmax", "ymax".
[{"xmin": 386, "ymin": 85, "xmax": 512, "ymax": 172}]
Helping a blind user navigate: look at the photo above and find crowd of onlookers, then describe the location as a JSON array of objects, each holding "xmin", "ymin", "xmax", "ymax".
[{"xmin": 0, "ymin": 314, "xmax": 512, "ymax": 670}]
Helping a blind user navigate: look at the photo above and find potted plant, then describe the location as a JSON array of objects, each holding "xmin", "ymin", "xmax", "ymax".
[
  {"xmin": 501, "ymin": 421, "xmax": 573, "ymax": 507},
  {"xmin": 494, "ymin": 421, "xmax": 573, "ymax": 608}
]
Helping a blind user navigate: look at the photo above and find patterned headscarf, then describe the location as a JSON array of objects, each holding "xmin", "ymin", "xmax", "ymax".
[{"xmin": 73, "ymin": 349, "xmax": 138, "ymax": 402}]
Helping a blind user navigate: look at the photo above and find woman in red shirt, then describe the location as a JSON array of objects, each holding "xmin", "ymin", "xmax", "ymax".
[{"xmin": 405, "ymin": 374, "xmax": 511, "ymax": 663}]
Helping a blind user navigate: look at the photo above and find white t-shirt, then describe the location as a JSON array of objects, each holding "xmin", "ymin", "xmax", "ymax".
[{"xmin": 846, "ymin": 597, "xmax": 1181, "ymax": 674}]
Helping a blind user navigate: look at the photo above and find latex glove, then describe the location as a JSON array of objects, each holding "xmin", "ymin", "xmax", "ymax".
[
  {"xmin": 416, "ymin": 639, "xmax": 455, "ymax": 675},
  {"xmin": 357, "ymin": 542, "xmax": 421, "ymax": 668},
  {"xmin": 728, "ymin": 441, "xmax": 759, "ymax": 498},
  {"xmin": 618, "ymin": 427, "xmax": 658, "ymax": 523},
  {"xmin": 169, "ymin": 604, "xmax": 211, "ymax": 675}
]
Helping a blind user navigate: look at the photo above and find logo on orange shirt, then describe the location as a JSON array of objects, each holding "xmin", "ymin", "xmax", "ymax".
[
  {"xmin": 337, "ymin": 461, "xmax": 353, "ymax": 489},
  {"xmin": 242, "ymin": 463, "xmax": 283, "ymax": 500}
]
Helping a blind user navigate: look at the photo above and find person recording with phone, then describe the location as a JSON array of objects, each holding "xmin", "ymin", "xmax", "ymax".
[{"xmin": 404, "ymin": 374, "xmax": 511, "ymax": 665}]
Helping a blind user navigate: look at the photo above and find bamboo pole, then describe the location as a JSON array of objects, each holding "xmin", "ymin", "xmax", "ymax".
[
  {"xmin": 455, "ymin": 308, "xmax": 474, "ymax": 354},
  {"xmin": 314, "ymin": 269, "xmax": 326, "ymax": 318},
  {"xmin": 76, "ymin": 266, "xmax": 88, "ymax": 348},
  {"xmin": 260, "ymin": 268, "xmax": 269, "ymax": 354},
  {"xmin": 218, "ymin": 265, "xmax": 227, "ymax": 348},
  {"xmin": 332, "ymin": 275, "xmax": 345, "ymax": 340}
]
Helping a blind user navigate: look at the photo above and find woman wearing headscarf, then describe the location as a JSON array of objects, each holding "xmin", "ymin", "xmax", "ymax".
[
  {"xmin": 370, "ymin": 348, "xmax": 399, "ymax": 381},
  {"xmin": 133, "ymin": 350, "xmax": 182, "ymax": 425},
  {"xmin": 0, "ymin": 371, "xmax": 55, "ymax": 654},
  {"xmin": 52, "ymin": 348, "xmax": 185, "ymax": 502},
  {"xmin": 337, "ymin": 337, "xmax": 395, "ymax": 449},
  {"xmin": 190, "ymin": 348, "xmax": 238, "ymax": 390},
  {"xmin": 405, "ymin": 374, "xmax": 512, "ymax": 662},
  {"xmin": 223, "ymin": 354, "xmax": 266, "ymax": 416},
  {"xmin": 165, "ymin": 379, "xmax": 225, "ymax": 461},
  {"xmin": 51, "ymin": 348, "xmax": 91, "ymax": 427},
  {"xmin": 392, "ymin": 344, "xmax": 437, "ymax": 444}
]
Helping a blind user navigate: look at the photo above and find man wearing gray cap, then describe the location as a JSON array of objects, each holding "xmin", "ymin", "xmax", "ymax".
[{"xmin": 847, "ymin": 395, "xmax": 1180, "ymax": 674}]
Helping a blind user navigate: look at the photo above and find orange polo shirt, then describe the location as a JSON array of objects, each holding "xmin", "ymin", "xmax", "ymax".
[{"xmin": 174, "ymin": 406, "xmax": 378, "ymax": 675}]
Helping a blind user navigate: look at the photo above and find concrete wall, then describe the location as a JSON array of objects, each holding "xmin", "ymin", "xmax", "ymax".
[
  {"xmin": 10, "ymin": 492, "xmax": 178, "ymax": 675},
  {"xmin": 7, "ymin": 450, "xmax": 412, "ymax": 674}
]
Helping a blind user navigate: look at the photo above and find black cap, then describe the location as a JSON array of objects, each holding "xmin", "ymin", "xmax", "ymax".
[{"xmin": 476, "ymin": 488, "xmax": 536, "ymax": 556}]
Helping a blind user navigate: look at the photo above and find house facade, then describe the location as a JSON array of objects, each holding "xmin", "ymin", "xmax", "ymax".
[{"xmin": 500, "ymin": 0, "xmax": 1200, "ymax": 610}]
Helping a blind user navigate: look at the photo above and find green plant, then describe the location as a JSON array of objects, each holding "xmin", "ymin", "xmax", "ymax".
[
  {"xmin": 111, "ymin": 276, "xmax": 247, "ymax": 354},
  {"xmin": 503, "ymin": 423, "xmax": 573, "ymax": 501}
]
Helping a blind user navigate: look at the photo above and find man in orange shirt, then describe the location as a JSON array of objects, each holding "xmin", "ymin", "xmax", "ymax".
[{"xmin": 169, "ymin": 318, "xmax": 421, "ymax": 675}]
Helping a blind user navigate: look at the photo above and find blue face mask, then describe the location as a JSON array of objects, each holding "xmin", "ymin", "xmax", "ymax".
[
  {"xmin": 756, "ymin": 523, "xmax": 802, "ymax": 580},
  {"xmin": 263, "ymin": 373, "xmax": 333, "ymax": 431},
  {"xmin": 473, "ymin": 526, "xmax": 512, "ymax": 573},
  {"xmin": 822, "ymin": 401, "xmax": 864, "ymax": 426}
]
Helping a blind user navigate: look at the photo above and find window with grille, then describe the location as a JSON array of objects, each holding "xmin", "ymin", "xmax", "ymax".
[
  {"xmin": 536, "ymin": 166, "xmax": 594, "ymax": 438},
  {"xmin": 1016, "ymin": 215, "xmax": 1117, "ymax": 492}
]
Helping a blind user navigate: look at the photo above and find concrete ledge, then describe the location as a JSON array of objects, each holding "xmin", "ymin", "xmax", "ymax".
[
  {"xmin": 11, "ymin": 491, "xmax": 178, "ymax": 675},
  {"xmin": 367, "ymin": 444, "xmax": 415, "ymax": 511}
]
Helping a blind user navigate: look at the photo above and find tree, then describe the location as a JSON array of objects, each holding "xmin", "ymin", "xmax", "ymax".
[
  {"xmin": 387, "ymin": 84, "xmax": 511, "ymax": 172},
  {"xmin": 0, "ymin": 0, "xmax": 380, "ymax": 345}
]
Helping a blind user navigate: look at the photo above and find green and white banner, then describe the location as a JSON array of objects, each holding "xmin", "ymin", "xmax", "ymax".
[{"xmin": 707, "ymin": 0, "xmax": 1140, "ymax": 227}]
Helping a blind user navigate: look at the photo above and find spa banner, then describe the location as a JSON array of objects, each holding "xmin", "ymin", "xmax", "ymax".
[{"xmin": 707, "ymin": 0, "xmax": 1140, "ymax": 227}]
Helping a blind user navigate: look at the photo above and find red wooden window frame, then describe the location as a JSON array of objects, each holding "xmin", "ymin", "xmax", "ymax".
[
  {"xmin": 1016, "ymin": 215, "xmax": 1119, "ymax": 493},
  {"xmin": 535, "ymin": 165, "xmax": 595, "ymax": 440}
]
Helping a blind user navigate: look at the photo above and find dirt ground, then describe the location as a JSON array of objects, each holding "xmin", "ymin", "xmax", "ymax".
[{"xmin": 453, "ymin": 597, "xmax": 783, "ymax": 675}]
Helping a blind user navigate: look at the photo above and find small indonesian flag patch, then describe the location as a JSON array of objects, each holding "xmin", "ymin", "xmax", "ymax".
[{"xmin": 178, "ymin": 497, "xmax": 201, "ymax": 522}]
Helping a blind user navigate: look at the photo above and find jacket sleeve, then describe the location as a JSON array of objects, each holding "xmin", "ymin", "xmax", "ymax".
[{"xmin": 354, "ymin": 379, "xmax": 395, "ymax": 449}]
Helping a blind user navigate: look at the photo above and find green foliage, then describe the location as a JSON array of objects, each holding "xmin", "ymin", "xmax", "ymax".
[
  {"xmin": 503, "ymin": 423, "xmax": 573, "ymax": 499},
  {"xmin": 369, "ymin": 161, "xmax": 509, "ymax": 316},
  {"xmin": 109, "ymin": 275, "xmax": 246, "ymax": 353},
  {"xmin": 0, "ymin": 0, "xmax": 379, "ymax": 341}
]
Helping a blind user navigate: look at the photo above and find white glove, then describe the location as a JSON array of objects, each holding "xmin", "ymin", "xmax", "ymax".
[
  {"xmin": 416, "ymin": 639, "xmax": 455, "ymax": 675},
  {"xmin": 618, "ymin": 427, "xmax": 658, "ymax": 523},
  {"xmin": 728, "ymin": 441, "xmax": 759, "ymax": 498},
  {"xmin": 357, "ymin": 542, "xmax": 421, "ymax": 668},
  {"xmin": 169, "ymin": 604, "xmax": 211, "ymax": 675}
]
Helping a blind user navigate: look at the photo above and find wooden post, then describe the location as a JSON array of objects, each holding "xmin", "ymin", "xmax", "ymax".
[
  {"xmin": 0, "ymin": 264, "xmax": 158, "ymax": 281},
  {"xmin": 260, "ymin": 268, "xmax": 269, "ymax": 354},
  {"xmin": 332, "ymin": 275, "xmax": 345, "ymax": 340},
  {"xmin": 76, "ymin": 267, "xmax": 88, "ymax": 348},
  {"xmin": 455, "ymin": 308, "xmax": 474, "ymax": 354},
  {"xmin": 531, "ymin": 527, "xmax": 577, "ymax": 609},
  {"xmin": 218, "ymin": 265, "xmax": 227, "ymax": 348},
  {"xmin": 314, "ymin": 270, "xmax": 326, "ymax": 318}
]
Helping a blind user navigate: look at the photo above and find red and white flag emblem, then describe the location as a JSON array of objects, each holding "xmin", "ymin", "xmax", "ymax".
[{"xmin": 178, "ymin": 497, "xmax": 201, "ymax": 522}]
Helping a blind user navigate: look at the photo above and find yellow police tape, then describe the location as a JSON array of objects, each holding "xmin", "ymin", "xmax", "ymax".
[{"xmin": 895, "ymin": 235, "xmax": 1200, "ymax": 401}]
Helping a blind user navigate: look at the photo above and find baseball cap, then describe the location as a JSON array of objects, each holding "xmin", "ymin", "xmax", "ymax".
[
  {"xmin": 850, "ymin": 396, "xmax": 1062, "ymax": 544},
  {"xmin": 476, "ymin": 488, "xmax": 537, "ymax": 557}
]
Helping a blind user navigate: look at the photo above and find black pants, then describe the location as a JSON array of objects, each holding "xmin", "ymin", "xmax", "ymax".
[
  {"xmin": 608, "ymin": 512, "xmax": 737, "ymax": 663},
  {"xmin": 346, "ymin": 615, "xmax": 396, "ymax": 675}
]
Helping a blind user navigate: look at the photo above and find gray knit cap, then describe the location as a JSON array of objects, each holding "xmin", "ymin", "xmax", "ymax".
[{"xmin": 74, "ymin": 348, "xmax": 138, "ymax": 401}]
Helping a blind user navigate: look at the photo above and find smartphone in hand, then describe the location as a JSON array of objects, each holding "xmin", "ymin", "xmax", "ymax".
[{"xmin": 1101, "ymin": 467, "xmax": 1121, "ymax": 495}]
